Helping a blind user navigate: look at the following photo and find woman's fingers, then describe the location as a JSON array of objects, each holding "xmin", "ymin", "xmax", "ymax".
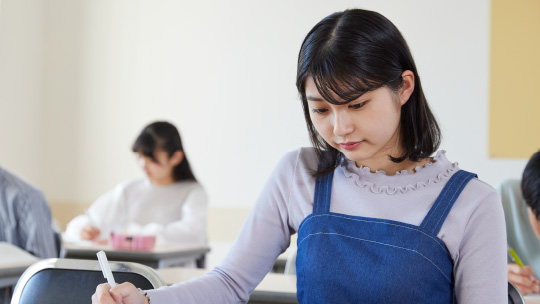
[
  {"xmin": 508, "ymin": 264, "xmax": 540, "ymax": 295},
  {"xmin": 92, "ymin": 283, "xmax": 118, "ymax": 304},
  {"xmin": 110, "ymin": 282, "xmax": 148, "ymax": 304}
]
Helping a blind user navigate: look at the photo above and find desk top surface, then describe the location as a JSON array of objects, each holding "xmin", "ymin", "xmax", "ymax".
[
  {"xmin": 156, "ymin": 267, "xmax": 297, "ymax": 294},
  {"xmin": 0, "ymin": 243, "xmax": 38, "ymax": 276}
]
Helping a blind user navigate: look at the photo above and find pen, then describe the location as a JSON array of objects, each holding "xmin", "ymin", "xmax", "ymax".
[
  {"xmin": 97, "ymin": 250, "xmax": 116, "ymax": 287},
  {"xmin": 508, "ymin": 247, "xmax": 525, "ymax": 267}
]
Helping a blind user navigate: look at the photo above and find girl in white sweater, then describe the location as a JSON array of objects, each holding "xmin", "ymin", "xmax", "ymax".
[{"xmin": 65, "ymin": 121, "xmax": 207, "ymax": 246}]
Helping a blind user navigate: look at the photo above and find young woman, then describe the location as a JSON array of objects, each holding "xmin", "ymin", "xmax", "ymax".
[
  {"xmin": 92, "ymin": 9, "xmax": 507, "ymax": 303},
  {"xmin": 65, "ymin": 121, "xmax": 207, "ymax": 246}
]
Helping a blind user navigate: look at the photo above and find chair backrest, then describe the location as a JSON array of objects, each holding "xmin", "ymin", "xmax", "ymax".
[
  {"xmin": 508, "ymin": 281, "xmax": 525, "ymax": 304},
  {"xmin": 283, "ymin": 247, "xmax": 297, "ymax": 275},
  {"xmin": 10, "ymin": 258, "xmax": 165, "ymax": 304}
]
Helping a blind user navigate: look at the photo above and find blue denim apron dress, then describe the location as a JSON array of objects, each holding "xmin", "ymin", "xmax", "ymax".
[{"xmin": 296, "ymin": 165, "xmax": 476, "ymax": 303}]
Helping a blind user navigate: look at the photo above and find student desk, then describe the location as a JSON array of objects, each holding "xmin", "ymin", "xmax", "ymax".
[
  {"xmin": 0, "ymin": 264, "xmax": 31, "ymax": 289},
  {"xmin": 155, "ymin": 267, "xmax": 298, "ymax": 304},
  {"xmin": 0, "ymin": 243, "xmax": 39, "ymax": 288},
  {"xmin": 63, "ymin": 242, "xmax": 210, "ymax": 269}
]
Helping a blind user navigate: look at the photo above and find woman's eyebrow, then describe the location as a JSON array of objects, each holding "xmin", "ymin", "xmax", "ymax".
[{"xmin": 307, "ymin": 95, "xmax": 325, "ymax": 102}]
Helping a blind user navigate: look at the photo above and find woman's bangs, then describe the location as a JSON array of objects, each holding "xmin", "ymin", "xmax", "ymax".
[
  {"xmin": 133, "ymin": 134, "xmax": 157, "ymax": 160},
  {"xmin": 311, "ymin": 60, "xmax": 381, "ymax": 105}
]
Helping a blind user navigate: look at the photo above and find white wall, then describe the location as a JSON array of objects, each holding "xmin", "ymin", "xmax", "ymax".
[
  {"xmin": 0, "ymin": 0, "xmax": 528, "ymax": 209},
  {"xmin": 41, "ymin": 1, "xmax": 89, "ymax": 201},
  {"xmin": 0, "ymin": 0, "xmax": 45, "ymax": 185}
]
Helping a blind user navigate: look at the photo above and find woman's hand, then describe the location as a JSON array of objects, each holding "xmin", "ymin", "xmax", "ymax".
[
  {"xmin": 508, "ymin": 264, "xmax": 540, "ymax": 295},
  {"xmin": 92, "ymin": 282, "xmax": 149, "ymax": 304},
  {"xmin": 81, "ymin": 225, "xmax": 101, "ymax": 240}
]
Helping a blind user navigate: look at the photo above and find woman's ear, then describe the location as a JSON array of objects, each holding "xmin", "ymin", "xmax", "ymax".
[
  {"xmin": 170, "ymin": 150, "xmax": 184, "ymax": 166},
  {"xmin": 399, "ymin": 70, "xmax": 415, "ymax": 106}
]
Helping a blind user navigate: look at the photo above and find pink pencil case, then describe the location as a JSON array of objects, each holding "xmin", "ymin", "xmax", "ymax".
[{"xmin": 110, "ymin": 233, "xmax": 156, "ymax": 251}]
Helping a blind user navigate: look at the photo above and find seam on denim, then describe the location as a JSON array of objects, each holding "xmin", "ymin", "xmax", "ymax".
[
  {"xmin": 422, "ymin": 170, "xmax": 462, "ymax": 229},
  {"xmin": 431, "ymin": 174, "xmax": 470, "ymax": 234},
  {"xmin": 315, "ymin": 177, "xmax": 322, "ymax": 214},
  {"xmin": 298, "ymin": 214, "xmax": 313, "ymax": 232},
  {"xmin": 299, "ymin": 214, "xmax": 448, "ymax": 253},
  {"xmin": 325, "ymin": 173, "xmax": 331, "ymax": 213},
  {"xmin": 421, "ymin": 170, "xmax": 461, "ymax": 228},
  {"xmin": 298, "ymin": 232, "xmax": 451, "ymax": 283}
]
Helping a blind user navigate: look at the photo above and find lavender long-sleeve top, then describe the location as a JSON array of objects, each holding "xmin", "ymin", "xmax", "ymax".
[{"xmin": 147, "ymin": 148, "xmax": 508, "ymax": 303}]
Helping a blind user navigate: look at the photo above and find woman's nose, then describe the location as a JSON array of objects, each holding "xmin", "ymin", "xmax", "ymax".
[{"xmin": 333, "ymin": 111, "xmax": 354, "ymax": 137}]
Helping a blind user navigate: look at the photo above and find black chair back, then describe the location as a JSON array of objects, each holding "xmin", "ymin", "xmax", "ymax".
[
  {"xmin": 11, "ymin": 258, "xmax": 164, "ymax": 304},
  {"xmin": 508, "ymin": 281, "xmax": 525, "ymax": 304}
]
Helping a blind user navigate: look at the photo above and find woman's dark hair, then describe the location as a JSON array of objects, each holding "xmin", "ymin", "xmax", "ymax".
[
  {"xmin": 296, "ymin": 9, "xmax": 441, "ymax": 176},
  {"xmin": 522, "ymin": 150, "xmax": 540, "ymax": 219},
  {"xmin": 132, "ymin": 121, "xmax": 197, "ymax": 182}
]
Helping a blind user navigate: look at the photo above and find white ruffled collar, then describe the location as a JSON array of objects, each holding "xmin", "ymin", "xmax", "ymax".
[{"xmin": 339, "ymin": 150, "xmax": 459, "ymax": 195}]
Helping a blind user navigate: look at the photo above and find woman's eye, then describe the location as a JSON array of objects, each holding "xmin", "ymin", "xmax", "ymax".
[
  {"xmin": 349, "ymin": 102, "xmax": 366, "ymax": 109},
  {"xmin": 311, "ymin": 108, "xmax": 328, "ymax": 114}
]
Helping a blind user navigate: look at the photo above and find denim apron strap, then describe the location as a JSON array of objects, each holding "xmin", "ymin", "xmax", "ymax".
[
  {"xmin": 312, "ymin": 169, "xmax": 334, "ymax": 215},
  {"xmin": 420, "ymin": 170, "xmax": 477, "ymax": 234}
]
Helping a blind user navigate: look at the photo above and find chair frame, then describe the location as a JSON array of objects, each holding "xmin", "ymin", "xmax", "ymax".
[
  {"xmin": 283, "ymin": 247, "xmax": 297, "ymax": 275},
  {"xmin": 10, "ymin": 258, "xmax": 165, "ymax": 303},
  {"xmin": 508, "ymin": 281, "xmax": 526, "ymax": 304}
]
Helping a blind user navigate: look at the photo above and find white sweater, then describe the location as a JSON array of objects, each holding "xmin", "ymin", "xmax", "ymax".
[{"xmin": 64, "ymin": 178, "xmax": 207, "ymax": 246}]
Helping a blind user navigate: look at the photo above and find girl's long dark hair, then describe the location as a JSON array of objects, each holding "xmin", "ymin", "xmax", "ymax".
[
  {"xmin": 132, "ymin": 121, "xmax": 197, "ymax": 182},
  {"xmin": 296, "ymin": 9, "xmax": 441, "ymax": 177}
]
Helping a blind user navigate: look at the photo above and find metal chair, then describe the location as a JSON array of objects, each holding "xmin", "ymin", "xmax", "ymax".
[
  {"xmin": 508, "ymin": 281, "xmax": 526, "ymax": 304},
  {"xmin": 10, "ymin": 258, "xmax": 165, "ymax": 304}
]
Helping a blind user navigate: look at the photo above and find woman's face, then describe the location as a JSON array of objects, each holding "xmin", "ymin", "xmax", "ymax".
[
  {"xmin": 305, "ymin": 76, "xmax": 410, "ymax": 170},
  {"xmin": 136, "ymin": 148, "xmax": 181, "ymax": 186}
]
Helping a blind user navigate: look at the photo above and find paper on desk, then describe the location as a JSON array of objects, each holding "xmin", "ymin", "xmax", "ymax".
[
  {"xmin": 60, "ymin": 232, "xmax": 98, "ymax": 245},
  {"xmin": 0, "ymin": 242, "xmax": 38, "ymax": 268}
]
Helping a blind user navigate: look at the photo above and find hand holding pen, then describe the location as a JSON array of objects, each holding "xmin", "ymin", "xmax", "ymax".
[
  {"xmin": 93, "ymin": 251, "xmax": 149, "ymax": 304},
  {"xmin": 508, "ymin": 247, "xmax": 540, "ymax": 295}
]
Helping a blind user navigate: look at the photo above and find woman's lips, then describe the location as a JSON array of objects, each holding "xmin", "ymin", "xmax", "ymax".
[{"xmin": 340, "ymin": 141, "xmax": 363, "ymax": 151}]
